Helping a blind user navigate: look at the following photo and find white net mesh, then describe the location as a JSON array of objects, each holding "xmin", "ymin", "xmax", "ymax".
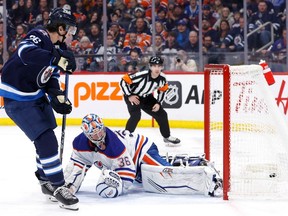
[{"xmin": 208, "ymin": 64, "xmax": 288, "ymax": 199}]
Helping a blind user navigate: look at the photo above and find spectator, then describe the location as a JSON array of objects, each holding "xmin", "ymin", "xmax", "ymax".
[
  {"xmin": 92, "ymin": 33, "xmax": 122, "ymax": 72},
  {"xmin": 203, "ymin": 35, "xmax": 220, "ymax": 64},
  {"xmin": 73, "ymin": 0, "xmax": 88, "ymax": 29},
  {"xmin": 8, "ymin": 24, "xmax": 27, "ymax": 56},
  {"xmin": 211, "ymin": 0, "xmax": 225, "ymax": 20},
  {"xmin": 184, "ymin": 0, "xmax": 199, "ymax": 23},
  {"xmin": 166, "ymin": 4, "xmax": 188, "ymax": 32},
  {"xmin": 120, "ymin": 48, "xmax": 147, "ymax": 72},
  {"xmin": 260, "ymin": 28, "xmax": 286, "ymax": 71},
  {"xmin": 124, "ymin": 17, "xmax": 152, "ymax": 52},
  {"xmin": 183, "ymin": 30, "xmax": 199, "ymax": 53},
  {"xmin": 155, "ymin": 21, "xmax": 168, "ymax": 41},
  {"xmin": 70, "ymin": 27, "xmax": 86, "ymax": 51},
  {"xmin": 194, "ymin": 4, "xmax": 217, "ymax": 27},
  {"xmin": 162, "ymin": 31, "xmax": 181, "ymax": 70},
  {"xmin": 86, "ymin": 11, "xmax": 102, "ymax": 31},
  {"xmin": 24, "ymin": 0, "xmax": 36, "ymax": 30},
  {"xmin": 146, "ymin": 34, "xmax": 165, "ymax": 55},
  {"xmin": 175, "ymin": 50, "xmax": 198, "ymax": 72},
  {"xmin": 32, "ymin": 0, "xmax": 51, "ymax": 26},
  {"xmin": 231, "ymin": 11, "xmax": 241, "ymax": 28},
  {"xmin": 249, "ymin": 0, "xmax": 281, "ymax": 49},
  {"xmin": 212, "ymin": 6, "xmax": 235, "ymax": 30},
  {"xmin": 156, "ymin": 6, "xmax": 168, "ymax": 27},
  {"xmin": 120, "ymin": 0, "xmax": 139, "ymax": 31},
  {"xmin": 202, "ymin": 18, "xmax": 218, "ymax": 43},
  {"xmin": 128, "ymin": 6, "xmax": 149, "ymax": 32},
  {"xmin": 9, "ymin": 0, "xmax": 26, "ymax": 27},
  {"xmin": 220, "ymin": 16, "xmax": 245, "ymax": 52},
  {"xmin": 173, "ymin": 19, "xmax": 190, "ymax": 50},
  {"xmin": 35, "ymin": 9, "xmax": 50, "ymax": 27},
  {"xmin": 229, "ymin": 0, "xmax": 243, "ymax": 14},
  {"xmin": 87, "ymin": 23, "xmax": 103, "ymax": 48},
  {"xmin": 122, "ymin": 32, "xmax": 143, "ymax": 55},
  {"xmin": 143, "ymin": 0, "xmax": 169, "ymax": 22},
  {"xmin": 214, "ymin": 19, "xmax": 231, "ymax": 48},
  {"xmin": 74, "ymin": 36, "xmax": 94, "ymax": 71},
  {"xmin": 108, "ymin": 22, "xmax": 126, "ymax": 48}
]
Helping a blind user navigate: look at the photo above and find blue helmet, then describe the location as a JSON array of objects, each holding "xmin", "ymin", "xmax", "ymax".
[{"xmin": 47, "ymin": 7, "xmax": 77, "ymax": 35}]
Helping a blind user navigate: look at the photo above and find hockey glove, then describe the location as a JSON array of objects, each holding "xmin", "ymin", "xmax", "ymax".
[
  {"xmin": 52, "ymin": 48, "xmax": 76, "ymax": 74},
  {"xmin": 48, "ymin": 88, "xmax": 72, "ymax": 114}
]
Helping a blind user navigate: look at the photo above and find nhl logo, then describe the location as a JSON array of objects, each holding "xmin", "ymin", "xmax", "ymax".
[
  {"xmin": 164, "ymin": 85, "xmax": 179, "ymax": 105},
  {"xmin": 162, "ymin": 81, "xmax": 182, "ymax": 108}
]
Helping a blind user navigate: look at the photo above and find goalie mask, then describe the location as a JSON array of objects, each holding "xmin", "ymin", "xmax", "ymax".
[{"xmin": 81, "ymin": 114, "xmax": 106, "ymax": 149}]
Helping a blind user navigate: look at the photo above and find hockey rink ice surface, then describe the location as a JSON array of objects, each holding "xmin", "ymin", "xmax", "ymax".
[{"xmin": 1, "ymin": 125, "xmax": 287, "ymax": 216}]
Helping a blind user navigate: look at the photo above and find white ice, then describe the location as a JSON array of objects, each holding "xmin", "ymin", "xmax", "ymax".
[{"xmin": 0, "ymin": 126, "xmax": 287, "ymax": 216}]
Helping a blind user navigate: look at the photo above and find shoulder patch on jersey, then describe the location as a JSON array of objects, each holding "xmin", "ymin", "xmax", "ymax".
[{"xmin": 36, "ymin": 66, "xmax": 54, "ymax": 88}]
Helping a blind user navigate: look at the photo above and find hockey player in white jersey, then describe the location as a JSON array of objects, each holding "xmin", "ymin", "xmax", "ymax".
[{"xmin": 64, "ymin": 113, "xmax": 223, "ymax": 198}]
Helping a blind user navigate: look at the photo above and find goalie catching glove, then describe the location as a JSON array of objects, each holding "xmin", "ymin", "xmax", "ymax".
[
  {"xmin": 52, "ymin": 48, "xmax": 76, "ymax": 74},
  {"xmin": 48, "ymin": 88, "xmax": 72, "ymax": 114},
  {"xmin": 96, "ymin": 169, "xmax": 123, "ymax": 198}
]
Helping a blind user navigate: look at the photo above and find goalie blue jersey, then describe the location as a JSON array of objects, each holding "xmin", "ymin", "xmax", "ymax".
[{"xmin": 0, "ymin": 27, "xmax": 60, "ymax": 101}]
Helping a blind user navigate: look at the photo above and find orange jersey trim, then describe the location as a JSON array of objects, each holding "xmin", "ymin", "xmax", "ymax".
[{"xmin": 122, "ymin": 74, "xmax": 133, "ymax": 84}]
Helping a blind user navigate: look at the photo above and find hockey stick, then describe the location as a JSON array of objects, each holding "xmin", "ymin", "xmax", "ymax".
[{"xmin": 60, "ymin": 73, "xmax": 69, "ymax": 163}]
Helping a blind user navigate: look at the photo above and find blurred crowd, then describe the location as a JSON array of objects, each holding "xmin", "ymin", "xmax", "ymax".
[{"xmin": 1, "ymin": 0, "xmax": 287, "ymax": 72}]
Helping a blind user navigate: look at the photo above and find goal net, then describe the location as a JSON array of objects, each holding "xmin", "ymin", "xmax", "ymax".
[{"xmin": 204, "ymin": 64, "xmax": 288, "ymax": 200}]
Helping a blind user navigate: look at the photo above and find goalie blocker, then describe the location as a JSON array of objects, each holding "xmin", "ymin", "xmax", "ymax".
[{"xmin": 141, "ymin": 160, "xmax": 222, "ymax": 197}]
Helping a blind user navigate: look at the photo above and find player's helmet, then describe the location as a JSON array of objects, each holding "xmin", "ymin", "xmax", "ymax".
[
  {"xmin": 46, "ymin": 7, "xmax": 77, "ymax": 35},
  {"xmin": 149, "ymin": 56, "xmax": 164, "ymax": 65},
  {"xmin": 81, "ymin": 114, "xmax": 106, "ymax": 148}
]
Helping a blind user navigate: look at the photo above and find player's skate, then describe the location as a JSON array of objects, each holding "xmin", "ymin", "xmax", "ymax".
[
  {"xmin": 35, "ymin": 172, "xmax": 57, "ymax": 202},
  {"xmin": 53, "ymin": 185, "xmax": 79, "ymax": 211},
  {"xmin": 163, "ymin": 136, "xmax": 181, "ymax": 146}
]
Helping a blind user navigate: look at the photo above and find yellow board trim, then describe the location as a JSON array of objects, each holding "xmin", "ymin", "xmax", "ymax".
[{"xmin": 0, "ymin": 118, "xmax": 204, "ymax": 129}]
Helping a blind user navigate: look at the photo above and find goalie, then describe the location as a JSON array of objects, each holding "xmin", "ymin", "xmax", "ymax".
[{"xmin": 64, "ymin": 113, "xmax": 223, "ymax": 198}]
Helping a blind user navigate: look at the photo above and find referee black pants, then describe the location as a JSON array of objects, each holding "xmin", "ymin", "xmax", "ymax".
[{"xmin": 124, "ymin": 95, "xmax": 170, "ymax": 138}]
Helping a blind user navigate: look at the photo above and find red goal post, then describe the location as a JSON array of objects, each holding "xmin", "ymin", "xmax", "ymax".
[{"xmin": 204, "ymin": 64, "xmax": 288, "ymax": 200}]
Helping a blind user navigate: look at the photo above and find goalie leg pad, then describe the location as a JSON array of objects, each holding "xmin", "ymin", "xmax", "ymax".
[
  {"xmin": 96, "ymin": 169, "xmax": 123, "ymax": 198},
  {"xmin": 141, "ymin": 164, "xmax": 223, "ymax": 196}
]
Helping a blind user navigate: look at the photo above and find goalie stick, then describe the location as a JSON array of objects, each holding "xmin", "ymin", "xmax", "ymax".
[{"xmin": 60, "ymin": 73, "xmax": 69, "ymax": 163}]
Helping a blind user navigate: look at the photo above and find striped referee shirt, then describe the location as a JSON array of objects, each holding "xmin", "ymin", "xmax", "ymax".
[{"xmin": 120, "ymin": 70, "xmax": 169, "ymax": 103}]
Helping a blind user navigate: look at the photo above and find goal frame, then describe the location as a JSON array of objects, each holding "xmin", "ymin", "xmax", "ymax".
[{"xmin": 204, "ymin": 64, "xmax": 230, "ymax": 200}]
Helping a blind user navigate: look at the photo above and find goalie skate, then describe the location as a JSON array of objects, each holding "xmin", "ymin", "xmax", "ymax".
[{"xmin": 53, "ymin": 185, "xmax": 79, "ymax": 211}]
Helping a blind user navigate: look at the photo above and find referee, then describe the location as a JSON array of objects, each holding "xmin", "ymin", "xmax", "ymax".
[{"xmin": 119, "ymin": 56, "xmax": 180, "ymax": 146}]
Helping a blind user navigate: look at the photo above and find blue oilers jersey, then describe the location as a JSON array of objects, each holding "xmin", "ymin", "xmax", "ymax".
[{"xmin": 0, "ymin": 27, "xmax": 60, "ymax": 101}]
